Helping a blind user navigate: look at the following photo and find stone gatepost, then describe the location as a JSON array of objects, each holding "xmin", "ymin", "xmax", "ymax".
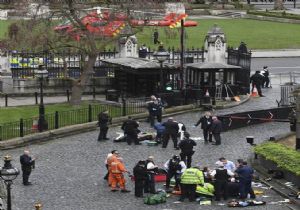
[
  {"xmin": 118, "ymin": 36, "xmax": 138, "ymax": 58},
  {"xmin": 204, "ymin": 24, "xmax": 227, "ymax": 63}
]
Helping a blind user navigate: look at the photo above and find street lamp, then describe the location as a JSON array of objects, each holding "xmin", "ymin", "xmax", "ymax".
[
  {"xmin": 35, "ymin": 65, "xmax": 49, "ymax": 132},
  {"xmin": 0, "ymin": 155, "xmax": 19, "ymax": 210},
  {"xmin": 153, "ymin": 45, "xmax": 170, "ymax": 92}
]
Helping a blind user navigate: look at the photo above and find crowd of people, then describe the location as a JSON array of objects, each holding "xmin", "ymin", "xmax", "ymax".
[{"xmin": 103, "ymin": 139, "xmax": 256, "ymax": 203}]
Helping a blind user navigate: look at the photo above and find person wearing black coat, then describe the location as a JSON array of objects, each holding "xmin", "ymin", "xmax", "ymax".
[
  {"xmin": 250, "ymin": 71, "xmax": 265, "ymax": 97},
  {"xmin": 162, "ymin": 117, "xmax": 179, "ymax": 149},
  {"xmin": 133, "ymin": 160, "xmax": 147, "ymax": 197},
  {"xmin": 121, "ymin": 116, "xmax": 140, "ymax": 145},
  {"xmin": 20, "ymin": 149, "xmax": 35, "ymax": 185},
  {"xmin": 97, "ymin": 110, "xmax": 111, "ymax": 141},
  {"xmin": 194, "ymin": 111, "xmax": 213, "ymax": 143},
  {"xmin": 262, "ymin": 66, "xmax": 270, "ymax": 88},
  {"xmin": 210, "ymin": 116, "xmax": 222, "ymax": 145},
  {"xmin": 178, "ymin": 132, "xmax": 197, "ymax": 168}
]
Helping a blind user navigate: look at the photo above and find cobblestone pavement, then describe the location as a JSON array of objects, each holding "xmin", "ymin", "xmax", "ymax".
[{"xmin": 2, "ymin": 84, "xmax": 296, "ymax": 210}]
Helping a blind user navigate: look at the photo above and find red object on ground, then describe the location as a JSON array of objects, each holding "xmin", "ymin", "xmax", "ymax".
[{"xmin": 154, "ymin": 174, "xmax": 166, "ymax": 182}]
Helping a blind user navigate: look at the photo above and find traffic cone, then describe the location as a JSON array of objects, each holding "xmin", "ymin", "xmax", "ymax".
[
  {"xmin": 205, "ymin": 89, "xmax": 210, "ymax": 97},
  {"xmin": 251, "ymin": 85, "xmax": 259, "ymax": 97}
]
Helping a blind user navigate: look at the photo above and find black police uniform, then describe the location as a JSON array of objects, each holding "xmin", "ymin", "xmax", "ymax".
[
  {"xmin": 121, "ymin": 118, "xmax": 140, "ymax": 145},
  {"xmin": 133, "ymin": 161, "xmax": 147, "ymax": 197},
  {"xmin": 97, "ymin": 112, "xmax": 111, "ymax": 141},
  {"xmin": 178, "ymin": 137, "xmax": 196, "ymax": 168},
  {"xmin": 195, "ymin": 115, "xmax": 212, "ymax": 142},
  {"xmin": 162, "ymin": 120, "xmax": 179, "ymax": 148}
]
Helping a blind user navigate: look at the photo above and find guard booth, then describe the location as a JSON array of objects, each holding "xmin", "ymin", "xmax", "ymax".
[{"xmin": 101, "ymin": 57, "xmax": 181, "ymax": 97}]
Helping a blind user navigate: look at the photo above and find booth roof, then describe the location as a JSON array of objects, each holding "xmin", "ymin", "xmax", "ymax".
[
  {"xmin": 101, "ymin": 57, "xmax": 178, "ymax": 69},
  {"xmin": 186, "ymin": 62, "xmax": 241, "ymax": 70}
]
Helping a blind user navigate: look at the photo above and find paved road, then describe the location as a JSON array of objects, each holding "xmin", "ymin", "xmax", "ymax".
[{"xmin": 2, "ymin": 83, "xmax": 296, "ymax": 210}]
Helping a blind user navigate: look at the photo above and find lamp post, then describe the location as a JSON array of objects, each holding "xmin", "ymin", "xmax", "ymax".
[
  {"xmin": 153, "ymin": 45, "xmax": 170, "ymax": 92},
  {"xmin": 35, "ymin": 65, "xmax": 49, "ymax": 132},
  {"xmin": 0, "ymin": 155, "xmax": 19, "ymax": 210}
]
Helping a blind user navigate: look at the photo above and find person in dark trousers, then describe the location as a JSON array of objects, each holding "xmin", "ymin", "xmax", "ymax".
[
  {"xmin": 210, "ymin": 162, "xmax": 234, "ymax": 201},
  {"xmin": 262, "ymin": 66, "xmax": 270, "ymax": 88},
  {"xmin": 121, "ymin": 116, "xmax": 140, "ymax": 145},
  {"xmin": 138, "ymin": 44, "xmax": 148, "ymax": 58},
  {"xmin": 179, "ymin": 167, "xmax": 204, "ymax": 202},
  {"xmin": 144, "ymin": 156, "xmax": 158, "ymax": 194},
  {"xmin": 164, "ymin": 155, "xmax": 186, "ymax": 191},
  {"xmin": 133, "ymin": 160, "xmax": 147, "ymax": 197},
  {"xmin": 153, "ymin": 29, "xmax": 159, "ymax": 44},
  {"xmin": 162, "ymin": 117, "xmax": 179, "ymax": 149},
  {"xmin": 104, "ymin": 150, "xmax": 117, "ymax": 180},
  {"xmin": 210, "ymin": 116, "xmax": 222, "ymax": 145},
  {"xmin": 194, "ymin": 111, "xmax": 213, "ymax": 143},
  {"xmin": 235, "ymin": 161, "xmax": 255, "ymax": 200},
  {"xmin": 153, "ymin": 122, "xmax": 165, "ymax": 144},
  {"xmin": 97, "ymin": 110, "xmax": 111, "ymax": 141},
  {"xmin": 235, "ymin": 161, "xmax": 256, "ymax": 199},
  {"xmin": 20, "ymin": 149, "xmax": 35, "ymax": 185},
  {"xmin": 147, "ymin": 95, "xmax": 159, "ymax": 127},
  {"xmin": 250, "ymin": 71, "xmax": 265, "ymax": 97},
  {"xmin": 178, "ymin": 132, "xmax": 197, "ymax": 168}
]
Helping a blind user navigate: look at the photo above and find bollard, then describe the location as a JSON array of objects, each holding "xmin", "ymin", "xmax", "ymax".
[
  {"xmin": 34, "ymin": 202, "xmax": 42, "ymax": 210},
  {"xmin": 54, "ymin": 111, "xmax": 59, "ymax": 129},
  {"xmin": 66, "ymin": 89, "xmax": 70, "ymax": 102},
  {"xmin": 5, "ymin": 94, "xmax": 8, "ymax": 107},
  {"xmin": 35, "ymin": 92, "xmax": 38, "ymax": 105},
  {"xmin": 20, "ymin": 118, "xmax": 24, "ymax": 137}
]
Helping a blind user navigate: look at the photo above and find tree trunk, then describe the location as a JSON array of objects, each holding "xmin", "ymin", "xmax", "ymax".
[
  {"xmin": 274, "ymin": 0, "xmax": 284, "ymax": 10},
  {"xmin": 70, "ymin": 53, "xmax": 97, "ymax": 105}
]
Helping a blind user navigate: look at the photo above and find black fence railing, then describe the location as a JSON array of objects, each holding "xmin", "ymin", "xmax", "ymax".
[
  {"xmin": 9, "ymin": 47, "xmax": 204, "ymax": 79},
  {"xmin": 0, "ymin": 99, "xmax": 147, "ymax": 141}
]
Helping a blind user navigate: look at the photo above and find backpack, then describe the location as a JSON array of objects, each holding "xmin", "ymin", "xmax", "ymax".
[{"xmin": 144, "ymin": 192, "xmax": 167, "ymax": 205}]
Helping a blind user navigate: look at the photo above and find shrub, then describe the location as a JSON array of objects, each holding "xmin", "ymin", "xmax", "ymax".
[
  {"xmin": 247, "ymin": 10, "xmax": 300, "ymax": 20},
  {"xmin": 254, "ymin": 142, "xmax": 300, "ymax": 176}
]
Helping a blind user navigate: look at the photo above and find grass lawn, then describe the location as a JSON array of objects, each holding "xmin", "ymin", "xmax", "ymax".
[
  {"xmin": 1, "ymin": 19, "xmax": 300, "ymax": 50},
  {"xmin": 136, "ymin": 19, "xmax": 300, "ymax": 50}
]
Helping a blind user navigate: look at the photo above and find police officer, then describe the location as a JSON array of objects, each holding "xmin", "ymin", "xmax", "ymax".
[
  {"xmin": 178, "ymin": 132, "xmax": 196, "ymax": 168},
  {"xmin": 144, "ymin": 156, "xmax": 158, "ymax": 194},
  {"xmin": 164, "ymin": 155, "xmax": 186, "ymax": 191},
  {"xmin": 147, "ymin": 95, "xmax": 159, "ymax": 127},
  {"xmin": 121, "ymin": 116, "xmax": 140, "ymax": 145},
  {"xmin": 20, "ymin": 149, "xmax": 36, "ymax": 185},
  {"xmin": 178, "ymin": 167, "xmax": 204, "ymax": 202},
  {"xmin": 133, "ymin": 160, "xmax": 147, "ymax": 197},
  {"xmin": 162, "ymin": 117, "xmax": 179, "ymax": 149},
  {"xmin": 262, "ymin": 66, "xmax": 270, "ymax": 88},
  {"xmin": 250, "ymin": 71, "xmax": 265, "ymax": 97},
  {"xmin": 194, "ymin": 111, "xmax": 213, "ymax": 143},
  {"xmin": 210, "ymin": 162, "xmax": 234, "ymax": 201},
  {"xmin": 97, "ymin": 110, "xmax": 111, "ymax": 141}
]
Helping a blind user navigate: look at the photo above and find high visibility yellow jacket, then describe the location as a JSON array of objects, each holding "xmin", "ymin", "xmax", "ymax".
[{"xmin": 180, "ymin": 167, "xmax": 204, "ymax": 185}]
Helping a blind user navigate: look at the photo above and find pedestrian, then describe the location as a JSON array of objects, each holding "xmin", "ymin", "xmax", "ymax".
[
  {"xmin": 144, "ymin": 156, "xmax": 158, "ymax": 194},
  {"xmin": 121, "ymin": 116, "xmax": 140, "ymax": 145},
  {"xmin": 215, "ymin": 157, "xmax": 236, "ymax": 172},
  {"xmin": 178, "ymin": 167, "xmax": 204, "ymax": 202},
  {"xmin": 133, "ymin": 160, "xmax": 147, "ymax": 197},
  {"xmin": 194, "ymin": 111, "xmax": 213, "ymax": 143},
  {"xmin": 210, "ymin": 116, "xmax": 222, "ymax": 145},
  {"xmin": 156, "ymin": 97, "xmax": 164, "ymax": 123},
  {"xmin": 250, "ymin": 71, "xmax": 265, "ymax": 97},
  {"xmin": 153, "ymin": 122, "xmax": 165, "ymax": 144},
  {"xmin": 262, "ymin": 66, "xmax": 270, "ymax": 88},
  {"xmin": 178, "ymin": 132, "xmax": 197, "ymax": 168},
  {"xmin": 210, "ymin": 162, "xmax": 234, "ymax": 201},
  {"xmin": 162, "ymin": 117, "xmax": 179, "ymax": 149},
  {"xmin": 164, "ymin": 155, "xmax": 186, "ymax": 191},
  {"xmin": 109, "ymin": 152, "xmax": 131, "ymax": 193},
  {"xmin": 153, "ymin": 29, "xmax": 159, "ymax": 44},
  {"xmin": 235, "ymin": 161, "xmax": 255, "ymax": 199},
  {"xmin": 104, "ymin": 150, "xmax": 117, "ymax": 181},
  {"xmin": 147, "ymin": 95, "xmax": 159, "ymax": 127},
  {"xmin": 20, "ymin": 149, "xmax": 36, "ymax": 186},
  {"xmin": 177, "ymin": 121, "xmax": 186, "ymax": 141},
  {"xmin": 97, "ymin": 110, "xmax": 112, "ymax": 141},
  {"xmin": 235, "ymin": 159, "xmax": 256, "ymax": 199}
]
